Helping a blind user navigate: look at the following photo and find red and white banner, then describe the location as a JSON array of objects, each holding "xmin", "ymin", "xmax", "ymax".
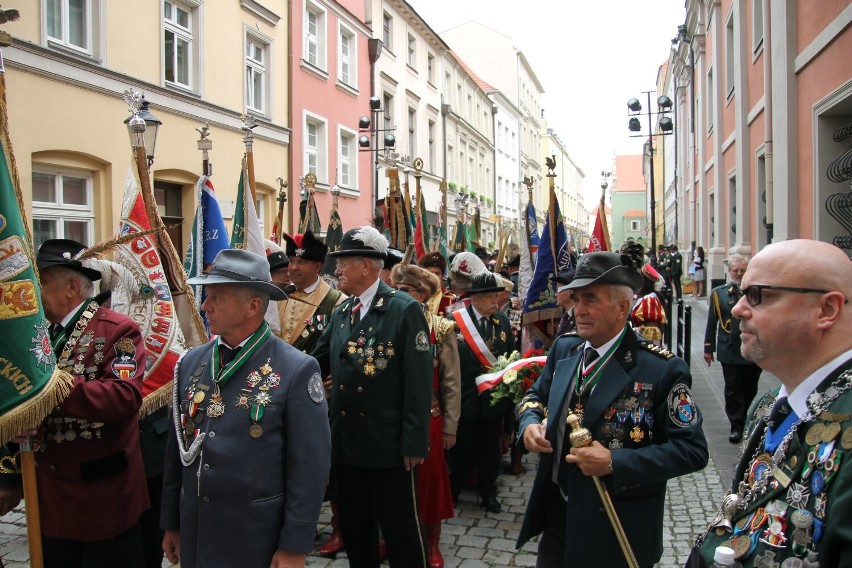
[
  {"xmin": 452, "ymin": 308, "xmax": 498, "ymax": 369},
  {"xmin": 112, "ymin": 167, "xmax": 186, "ymax": 414},
  {"xmin": 475, "ymin": 355, "xmax": 548, "ymax": 393}
]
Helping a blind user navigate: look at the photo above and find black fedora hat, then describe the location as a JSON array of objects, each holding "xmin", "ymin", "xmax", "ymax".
[
  {"xmin": 36, "ymin": 239, "xmax": 102, "ymax": 281},
  {"xmin": 467, "ymin": 272, "xmax": 504, "ymax": 295},
  {"xmin": 384, "ymin": 248, "xmax": 405, "ymax": 270},
  {"xmin": 187, "ymin": 249, "xmax": 287, "ymax": 300},
  {"xmin": 327, "ymin": 226, "xmax": 388, "ymax": 259},
  {"xmin": 566, "ymin": 252, "xmax": 643, "ymax": 292},
  {"xmin": 267, "ymin": 251, "xmax": 289, "ymax": 272},
  {"xmin": 283, "ymin": 231, "xmax": 328, "ymax": 262}
]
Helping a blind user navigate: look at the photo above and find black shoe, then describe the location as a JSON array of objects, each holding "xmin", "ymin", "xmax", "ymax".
[
  {"xmin": 729, "ymin": 431, "xmax": 742, "ymax": 444},
  {"xmin": 481, "ymin": 496, "xmax": 501, "ymax": 514}
]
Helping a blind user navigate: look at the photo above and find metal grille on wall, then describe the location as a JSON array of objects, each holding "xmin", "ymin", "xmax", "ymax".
[{"xmin": 826, "ymin": 120, "xmax": 852, "ymax": 250}]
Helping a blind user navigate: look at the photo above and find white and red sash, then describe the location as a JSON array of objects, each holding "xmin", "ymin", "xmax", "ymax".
[{"xmin": 452, "ymin": 308, "xmax": 498, "ymax": 369}]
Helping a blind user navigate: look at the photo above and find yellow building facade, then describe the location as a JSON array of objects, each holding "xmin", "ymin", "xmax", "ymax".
[{"xmin": 5, "ymin": 0, "xmax": 292, "ymax": 253}]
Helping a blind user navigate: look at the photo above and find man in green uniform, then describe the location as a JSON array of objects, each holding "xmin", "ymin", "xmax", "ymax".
[
  {"xmin": 704, "ymin": 254, "xmax": 762, "ymax": 443},
  {"xmin": 669, "ymin": 244, "xmax": 683, "ymax": 300},
  {"xmin": 448, "ymin": 272, "xmax": 515, "ymax": 513},
  {"xmin": 516, "ymin": 251, "xmax": 708, "ymax": 567},
  {"xmin": 697, "ymin": 239, "xmax": 852, "ymax": 567},
  {"xmin": 312, "ymin": 226, "xmax": 432, "ymax": 568}
]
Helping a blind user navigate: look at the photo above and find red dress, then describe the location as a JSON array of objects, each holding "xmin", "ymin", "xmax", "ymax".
[{"xmin": 417, "ymin": 327, "xmax": 456, "ymax": 523}]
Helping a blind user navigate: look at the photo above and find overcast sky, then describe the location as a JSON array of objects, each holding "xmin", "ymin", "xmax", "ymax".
[{"xmin": 406, "ymin": 0, "xmax": 687, "ymax": 207}]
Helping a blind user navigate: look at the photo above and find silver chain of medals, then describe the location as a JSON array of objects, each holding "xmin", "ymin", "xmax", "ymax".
[{"xmin": 736, "ymin": 369, "xmax": 852, "ymax": 509}]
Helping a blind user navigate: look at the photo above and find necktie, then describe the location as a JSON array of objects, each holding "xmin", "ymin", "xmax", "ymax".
[
  {"xmin": 49, "ymin": 323, "xmax": 63, "ymax": 341},
  {"xmin": 350, "ymin": 297, "xmax": 361, "ymax": 326},
  {"xmin": 218, "ymin": 344, "xmax": 240, "ymax": 367},
  {"xmin": 583, "ymin": 346, "xmax": 599, "ymax": 368},
  {"xmin": 767, "ymin": 396, "xmax": 791, "ymax": 431},
  {"xmin": 479, "ymin": 316, "xmax": 491, "ymax": 338}
]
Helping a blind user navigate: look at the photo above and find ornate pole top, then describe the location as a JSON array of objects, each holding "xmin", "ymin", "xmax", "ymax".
[
  {"xmin": 546, "ymin": 155, "xmax": 557, "ymax": 178},
  {"xmin": 123, "ymin": 88, "xmax": 146, "ymax": 140}
]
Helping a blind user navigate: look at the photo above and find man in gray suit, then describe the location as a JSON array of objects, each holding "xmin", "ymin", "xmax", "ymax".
[{"xmin": 161, "ymin": 249, "xmax": 331, "ymax": 568}]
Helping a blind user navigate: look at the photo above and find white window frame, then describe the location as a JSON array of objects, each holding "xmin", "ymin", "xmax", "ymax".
[
  {"xmin": 163, "ymin": 0, "xmax": 197, "ymax": 90},
  {"xmin": 382, "ymin": 11, "xmax": 393, "ymax": 52},
  {"xmin": 407, "ymin": 107, "xmax": 416, "ymax": 157},
  {"xmin": 31, "ymin": 165, "xmax": 95, "ymax": 248},
  {"xmin": 45, "ymin": 0, "xmax": 94, "ymax": 55},
  {"xmin": 407, "ymin": 33, "xmax": 416, "ymax": 68},
  {"xmin": 245, "ymin": 31, "xmax": 271, "ymax": 115},
  {"xmin": 304, "ymin": 1, "xmax": 327, "ymax": 71},
  {"xmin": 338, "ymin": 126, "xmax": 358, "ymax": 190},
  {"xmin": 706, "ymin": 66, "xmax": 715, "ymax": 133},
  {"xmin": 752, "ymin": 0, "xmax": 764, "ymax": 55},
  {"xmin": 427, "ymin": 52, "xmax": 435, "ymax": 84},
  {"xmin": 304, "ymin": 112, "xmax": 328, "ymax": 183},
  {"xmin": 337, "ymin": 22, "xmax": 357, "ymax": 88},
  {"xmin": 725, "ymin": 11, "xmax": 735, "ymax": 99}
]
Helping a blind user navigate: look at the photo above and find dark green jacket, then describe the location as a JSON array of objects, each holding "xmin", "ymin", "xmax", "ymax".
[
  {"xmin": 516, "ymin": 327, "xmax": 708, "ymax": 566},
  {"xmin": 704, "ymin": 283, "xmax": 751, "ymax": 365},
  {"xmin": 312, "ymin": 281, "xmax": 432, "ymax": 467},
  {"xmin": 454, "ymin": 306, "xmax": 515, "ymax": 418},
  {"xmin": 669, "ymin": 251, "xmax": 683, "ymax": 278},
  {"xmin": 698, "ymin": 358, "xmax": 852, "ymax": 567}
]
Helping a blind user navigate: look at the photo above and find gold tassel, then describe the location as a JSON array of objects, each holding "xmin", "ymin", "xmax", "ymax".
[
  {"xmin": 0, "ymin": 369, "xmax": 75, "ymax": 445},
  {"xmin": 139, "ymin": 381, "xmax": 173, "ymax": 418}
]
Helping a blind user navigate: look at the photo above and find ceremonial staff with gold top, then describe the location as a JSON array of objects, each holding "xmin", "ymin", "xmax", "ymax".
[
  {"xmin": 272, "ymin": 176, "xmax": 288, "ymax": 245},
  {"xmin": 566, "ymin": 411, "xmax": 639, "ymax": 568}
]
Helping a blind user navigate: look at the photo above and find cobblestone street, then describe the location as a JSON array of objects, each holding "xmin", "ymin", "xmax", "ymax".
[{"xmin": 0, "ymin": 297, "xmax": 779, "ymax": 567}]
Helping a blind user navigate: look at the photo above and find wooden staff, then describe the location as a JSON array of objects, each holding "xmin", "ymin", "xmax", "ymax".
[{"xmin": 273, "ymin": 176, "xmax": 288, "ymax": 244}]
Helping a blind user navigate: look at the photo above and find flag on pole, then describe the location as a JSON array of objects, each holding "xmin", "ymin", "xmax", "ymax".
[
  {"xmin": 184, "ymin": 175, "xmax": 230, "ymax": 333},
  {"xmin": 517, "ymin": 200, "xmax": 539, "ymax": 306},
  {"xmin": 412, "ymin": 189, "xmax": 430, "ymax": 259},
  {"xmin": 523, "ymin": 184, "xmax": 570, "ymax": 336},
  {"xmin": 298, "ymin": 176, "xmax": 322, "ymax": 235},
  {"xmin": 452, "ymin": 218, "xmax": 467, "ymax": 252},
  {"xmin": 588, "ymin": 195, "xmax": 611, "ymax": 252},
  {"xmin": 0, "ymin": 107, "xmax": 74, "ymax": 443},
  {"xmin": 466, "ymin": 220, "xmax": 478, "ymax": 252},
  {"xmin": 322, "ymin": 206, "xmax": 343, "ymax": 277},
  {"xmin": 436, "ymin": 200, "xmax": 449, "ymax": 262},
  {"xmin": 110, "ymin": 166, "xmax": 187, "ymax": 415},
  {"xmin": 231, "ymin": 159, "xmax": 280, "ymax": 333}
]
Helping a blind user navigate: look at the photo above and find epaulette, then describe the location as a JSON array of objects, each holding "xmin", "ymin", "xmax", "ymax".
[
  {"xmin": 639, "ymin": 341, "xmax": 675, "ymax": 360},
  {"xmin": 431, "ymin": 315, "xmax": 457, "ymax": 343}
]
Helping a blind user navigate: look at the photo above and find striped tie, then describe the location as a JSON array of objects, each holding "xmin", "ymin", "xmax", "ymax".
[{"xmin": 350, "ymin": 297, "xmax": 361, "ymax": 326}]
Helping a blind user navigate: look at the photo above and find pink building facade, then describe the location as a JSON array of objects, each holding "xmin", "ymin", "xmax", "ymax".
[
  {"xmin": 290, "ymin": 0, "xmax": 374, "ymax": 233},
  {"xmin": 669, "ymin": 0, "xmax": 852, "ymax": 284}
]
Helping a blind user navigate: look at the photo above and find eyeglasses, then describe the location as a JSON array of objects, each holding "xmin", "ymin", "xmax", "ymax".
[
  {"xmin": 738, "ymin": 285, "xmax": 831, "ymax": 307},
  {"xmin": 335, "ymin": 260, "xmax": 356, "ymax": 271}
]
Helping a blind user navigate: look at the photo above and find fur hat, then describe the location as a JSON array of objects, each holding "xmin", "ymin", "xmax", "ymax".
[
  {"xmin": 418, "ymin": 251, "xmax": 447, "ymax": 274},
  {"xmin": 390, "ymin": 263, "xmax": 440, "ymax": 298}
]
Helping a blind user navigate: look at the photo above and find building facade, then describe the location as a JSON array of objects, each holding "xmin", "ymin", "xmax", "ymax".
[
  {"xmin": 610, "ymin": 155, "xmax": 648, "ymax": 248},
  {"xmin": 8, "ymin": 0, "xmax": 293, "ymax": 253},
  {"xmin": 439, "ymin": 21, "xmax": 545, "ymax": 220},
  {"xmin": 670, "ymin": 0, "xmax": 852, "ymax": 286},
  {"xmin": 291, "ymin": 0, "xmax": 372, "ymax": 230}
]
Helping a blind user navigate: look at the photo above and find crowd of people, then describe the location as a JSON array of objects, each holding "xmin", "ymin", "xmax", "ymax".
[{"xmin": 1, "ymin": 232, "xmax": 851, "ymax": 568}]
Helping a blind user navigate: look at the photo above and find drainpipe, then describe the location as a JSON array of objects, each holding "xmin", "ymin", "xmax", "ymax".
[{"xmin": 762, "ymin": 0, "xmax": 774, "ymax": 244}]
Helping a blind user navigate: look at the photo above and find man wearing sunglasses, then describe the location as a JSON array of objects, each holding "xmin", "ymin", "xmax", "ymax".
[
  {"xmin": 703, "ymin": 254, "xmax": 763, "ymax": 444},
  {"xmin": 696, "ymin": 239, "xmax": 852, "ymax": 567}
]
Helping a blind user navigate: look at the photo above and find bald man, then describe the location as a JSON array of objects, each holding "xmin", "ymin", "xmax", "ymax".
[{"xmin": 696, "ymin": 240, "xmax": 852, "ymax": 567}]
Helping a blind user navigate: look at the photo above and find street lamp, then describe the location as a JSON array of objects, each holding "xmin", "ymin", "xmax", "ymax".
[
  {"xmin": 627, "ymin": 92, "xmax": 673, "ymax": 255},
  {"xmin": 358, "ymin": 96, "xmax": 397, "ymax": 212},
  {"xmin": 124, "ymin": 97, "xmax": 161, "ymax": 167}
]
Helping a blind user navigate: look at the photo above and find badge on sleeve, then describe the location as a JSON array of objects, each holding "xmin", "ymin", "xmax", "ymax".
[
  {"xmin": 308, "ymin": 373, "xmax": 324, "ymax": 403},
  {"xmin": 415, "ymin": 331, "xmax": 430, "ymax": 352},
  {"xmin": 667, "ymin": 383, "xmax": 698, "ymax": 427},
  {"xmin": 112, "ymin": 337, "xmax": 138, "ymax": 379}
]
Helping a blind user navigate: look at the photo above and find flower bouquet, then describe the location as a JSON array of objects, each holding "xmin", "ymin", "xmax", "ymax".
[{"xmin": 475, "ymin": 349, "xmax": 547, "ymax": 406}]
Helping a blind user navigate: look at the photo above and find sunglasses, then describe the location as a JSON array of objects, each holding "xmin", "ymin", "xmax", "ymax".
[{"xmin": 737, "ymin": 285, "xmax": 831, "ymax": 307}]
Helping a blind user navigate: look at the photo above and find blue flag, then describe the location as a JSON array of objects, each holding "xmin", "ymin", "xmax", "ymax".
[
  {"xmin": 184, "ymin": 175, "xmax": 230, "ymax": 333},
  {"xmin": 523, "ymin": 186, "xmax": 571, "ymax": 330}
]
